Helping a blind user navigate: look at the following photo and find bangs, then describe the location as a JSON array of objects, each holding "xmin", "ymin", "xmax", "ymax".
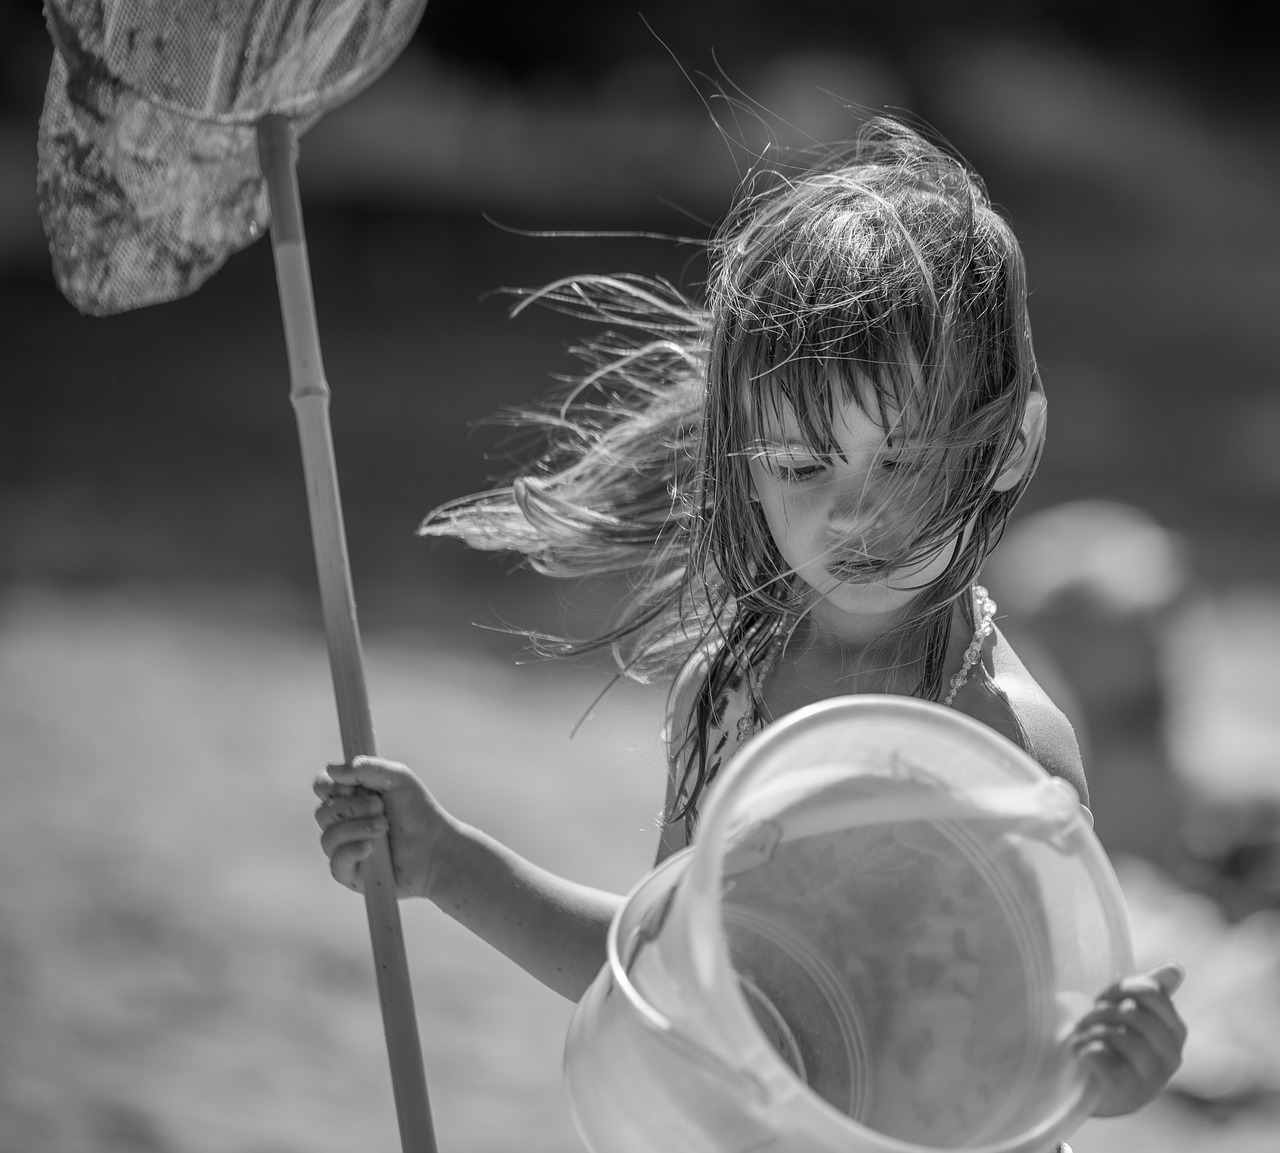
[
  {"xmin": 717, "ymin": 178, "xmax": 961, "ymax": 464},
  {"xmin": 734, "ymin": 331, "xmax": 922, "ymax": 462}
]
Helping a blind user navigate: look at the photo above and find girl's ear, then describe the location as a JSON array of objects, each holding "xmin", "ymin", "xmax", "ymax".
[{"xmin": 993, "ymin": 391, "xmax": 1047, "ymax": 492}]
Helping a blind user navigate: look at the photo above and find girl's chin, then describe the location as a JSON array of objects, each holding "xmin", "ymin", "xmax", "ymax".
[{"xmin": 810, "ymin": 573, "xmax": 923, "ymax": 615}]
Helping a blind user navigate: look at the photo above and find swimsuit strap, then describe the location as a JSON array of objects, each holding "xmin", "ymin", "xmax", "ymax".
[{"xmin": 942, "ymin": 584, "xmax": 997, "ymax": 707}]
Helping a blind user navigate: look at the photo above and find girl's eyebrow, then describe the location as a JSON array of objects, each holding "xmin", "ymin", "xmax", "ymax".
[{"xmin": 746, "ymin": 438, "xmax": 818, "ymax": 455}]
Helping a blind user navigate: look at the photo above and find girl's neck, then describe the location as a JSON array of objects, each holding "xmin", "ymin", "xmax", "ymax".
[
  {"xmin": 764, "ymin": 589, "xmax": 972, "ymax": 707},
  {"xmin": 801, "ymin": 589, "xmax": 919, "ymax": 652}
]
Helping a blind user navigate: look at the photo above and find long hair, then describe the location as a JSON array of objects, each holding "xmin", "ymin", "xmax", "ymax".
[
  {"xmin": 421, "ymin": 116, "xmax": 1044, "ymax": 821},
  {"xmin": 420, "ymin": 273, "xmax": 713, "ymax": 682}
]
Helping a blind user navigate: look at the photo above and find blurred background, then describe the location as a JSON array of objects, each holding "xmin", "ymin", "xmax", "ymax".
[{"xmin": 2, "ymin": 1, "xmax": 1279, "ymax": 1151}]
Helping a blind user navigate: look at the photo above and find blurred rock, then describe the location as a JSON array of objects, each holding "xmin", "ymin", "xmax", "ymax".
[
  {"xmin": 1119, "ymin": 856, "xmax": 1280, "ymax": 1105},
  {"xmin": 986, "ymin": 500, "xmax": 1195, "ymax": 868}
]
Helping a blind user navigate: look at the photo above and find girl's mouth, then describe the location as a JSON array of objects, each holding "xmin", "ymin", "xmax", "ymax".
[{"xmin": 826, "ymin": 553, "xmax": 886, "ymax": 582}]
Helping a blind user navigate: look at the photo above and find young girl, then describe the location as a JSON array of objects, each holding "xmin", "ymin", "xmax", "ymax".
[{"xmin": 313, "ymin": 117, "xmax": 1186, "ymax": 1123}]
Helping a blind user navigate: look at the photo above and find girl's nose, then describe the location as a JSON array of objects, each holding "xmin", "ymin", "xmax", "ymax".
[
  {"xmin": 826, "ymin": 477, "xmax": 876, "ymax": 534},
  {"xmin": 826, "ymin": 486, "xmax": 912, "ymax": 558}
]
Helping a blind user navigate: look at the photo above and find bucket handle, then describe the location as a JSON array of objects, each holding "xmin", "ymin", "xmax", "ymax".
[{"xmin": 721, "ymin": 776, "xmax": 1085, "ymax": 862}]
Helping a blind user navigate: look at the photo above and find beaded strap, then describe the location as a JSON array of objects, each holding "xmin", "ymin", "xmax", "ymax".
[{"xmin": 942, "ymin": 584, "xmax": 996, "ymax": 707}]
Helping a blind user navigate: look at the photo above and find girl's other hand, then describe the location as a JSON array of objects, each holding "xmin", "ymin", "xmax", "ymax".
[
  {"xmin": 1074, "ymin": 962, "xmax": 1188, "ymax": 1117},
  {"xmin": 313, "ymin": 756, "xmax": 447, "ymax": 901}
]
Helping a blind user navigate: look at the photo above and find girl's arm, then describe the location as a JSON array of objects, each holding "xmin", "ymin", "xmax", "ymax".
[{"xmin": 315, "ymin": 756, "xmax": 619, "ymax": 1002}]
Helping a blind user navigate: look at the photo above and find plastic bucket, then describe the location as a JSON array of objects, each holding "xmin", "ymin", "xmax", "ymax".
[{"xmin": 565, "ymin": 696, "xmax": 1133, "ymax": 1153}]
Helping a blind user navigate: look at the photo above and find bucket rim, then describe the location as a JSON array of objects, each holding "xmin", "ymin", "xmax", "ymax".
[{"xmin": 595, "ymin": 694, "xmax": 1127, "ymax": 1153}]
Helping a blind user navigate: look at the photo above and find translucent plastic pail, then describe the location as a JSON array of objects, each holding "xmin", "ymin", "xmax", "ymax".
[{"xmin": 565, "ymin": 696, "xmax": 1133, "ymax": 1153}]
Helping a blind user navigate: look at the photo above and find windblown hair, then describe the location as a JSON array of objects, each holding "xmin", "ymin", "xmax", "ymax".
[{"xmin": 422, "ymin": 116, "xmax": 1044, "ymax": 821}]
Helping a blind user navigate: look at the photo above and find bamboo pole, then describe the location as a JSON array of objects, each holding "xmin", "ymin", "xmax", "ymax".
[{"xmin": 256, "ymin": 112, "xmax": 437, "ymax": 1153}]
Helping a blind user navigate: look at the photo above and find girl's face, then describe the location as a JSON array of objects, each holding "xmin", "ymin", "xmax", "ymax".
[{"xmin": 745, "ymin": 383, "xmax": 956, "ymax": 635}]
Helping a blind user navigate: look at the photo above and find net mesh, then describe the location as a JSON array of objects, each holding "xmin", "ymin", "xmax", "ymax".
[{"xmin": 37, "ymin": 0, "xmax": 428, "ymax": 315}]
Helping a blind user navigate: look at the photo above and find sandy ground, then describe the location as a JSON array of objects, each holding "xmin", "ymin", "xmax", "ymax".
[
  {"xmin": 3, "ymin": 584, "xmax": 1280, "ymax": 1153},
  {"xmin": 0, "ymin": 584, "xmax": 661, "ymax": 1153}
]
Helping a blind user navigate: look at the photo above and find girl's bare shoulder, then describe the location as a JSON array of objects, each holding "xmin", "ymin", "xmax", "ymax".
[{"xmin": 955, "ymin": 625, "xmax": 1089, "ymax": 806}]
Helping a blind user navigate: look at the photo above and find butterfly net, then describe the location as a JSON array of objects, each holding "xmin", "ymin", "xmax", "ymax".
[{"xmin": 36, "ymin": 0, "xmax": 428, "ymax": 315}]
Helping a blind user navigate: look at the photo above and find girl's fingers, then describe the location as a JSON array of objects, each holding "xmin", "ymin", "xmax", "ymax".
[
  {"xmin": 1073, "ymin": 996, "xmax": 1184, "ymax": 1112},
  {"xmin": 313, "ymin": 773, "xmax": 340, "ymax": 797},
  {"xmin": 1149, "ymin": 962, "xmax": 1186, "ymax": 996},
  {"xmin": 1089, "ymin": 983, "xmax": 1188, "ymax": 1050},
  {"xmin": 1074, "ymin": 1022, "xmax": 1166, "ymax": 1093},
  {"xmin": 326, "ymin": 756, "xmax": 409, "ymax": 792},
  {"xmin": 1074, "ymin": 1037, "xmax": 1144, "ymax": 1111},
  {"xmin": 313, "ymin": 789, "xmax": 386, "ymax": 830},
  {"xmin": 1096, "ymin": 963, "xmax": 1185, "ymax": 1004},
  {"xmin": 319, "ymin": 815, "xmax": 389, "ymax": 862},
  {"xmin": 1073, "ymin": 999, "xmax": 1185, "ymax": 1071},
  {"xmin": 1073, "ymin": 1037, "xmax": 1129, "ymax": 1082},
  {"xmin": 329, "ymin": 840, "xmax": 374, "ymax": 892},
  {"xmin": 314, "ymin": 759, "xmax": 428, "ymax": 898},
  {"xmin": 313, "ymin": 775, "xmax": 358, "ymax": 800}
]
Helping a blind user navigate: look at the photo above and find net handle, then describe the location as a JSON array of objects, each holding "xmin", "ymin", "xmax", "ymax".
[{"xmin": 256, "ymin": 113, "xmax": 438, "ymax": 1153}]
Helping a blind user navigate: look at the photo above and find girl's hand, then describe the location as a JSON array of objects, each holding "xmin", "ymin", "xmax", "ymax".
[
  {"xmin": 313, "ymin": 756, "xmax": 449, "ymax": 901},
  {"xmin": 1074, "ymin": 962, "xmax": 1188, "ymax": 1117}
]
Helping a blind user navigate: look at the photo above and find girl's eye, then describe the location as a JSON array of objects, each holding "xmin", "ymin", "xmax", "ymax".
[
  {"xmin": 777, "ymin": 462, "xmax": 826, "ymax": 484},
  {"xmin": 880, "ymin": 453, "xmax": 922, "ymax": 474}
]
